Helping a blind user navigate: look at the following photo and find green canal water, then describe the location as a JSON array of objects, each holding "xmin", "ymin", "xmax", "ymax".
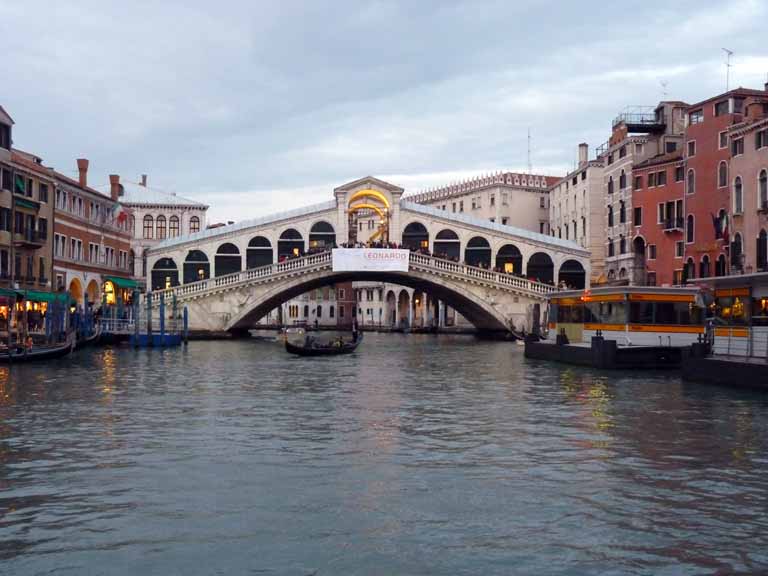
[{"xmin": 1, "ymin": 334, "xmax": 767, "ymax": 575}]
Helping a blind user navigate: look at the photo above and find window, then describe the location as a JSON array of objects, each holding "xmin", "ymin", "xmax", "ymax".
[
  {"xmin": 502, "ymin": 193, "xmax": 508, "ymax": 205},
  {"xmin": 539, "ymin": 222, "xmax": 544, "ymax": 234},
  {"xmin": 732, "ymin": 137, "xmax": 744, "ymax": 156},
  {"xmin": 565, "ymin": 224, "xmax": 569, "ymax": 239},
  {"xmin": 608, "ymin": 176, "xmax": 614, "ymax": 194},
  {"xmin": 714, "ymin": 100, "xmax": 729, "ymax": 116},
  {"xmin": 1, "ymin": 167, "xmax": 10, "ymax": 191},
  {"xmin": 608, "ymin": 238, "xmax": 615, "ymax": 257},
  {"xmin": 490, "ymin": 195, "xmax": 495, "ymax": 206},
  {"xmin": 689, "ymin": 109, "xmax": 703, "ymax": 124},
  {"xmin": 39, "ymin": 183, "xmax": 48, "ymax": 203},
  {"xmin": 675, "ymin": 166, "xmax": 684, "ymax": 182},
  {"xmin": 619, "ymin": 236, "xmax": 626, "ymax": 254},
  {"xmin": 0, "ymin": 207, "xmax": 9, "ymax": 231},
  {"xmin": 189, "ymin": 216, "xmax": 200, "ymax": 233},
  {"xmin": 687, "ymin": 141, "xmax": 696, "ymax": 157},
  {"xmin": 338, "ymin": 288, "xmax": 345, "ymax": 299},
  {"xmin": 719, "ymin": 131, "xmax": 729, "ymax": 149},
  {"xmin": 687, "ymin": 169, "xmax": 695, "ymax": 195},
  {"xmin": 619, "ymin": 145, "xmax": 626, "ymax": 158},
  {"xmin": 339, "ymin": 306, "xmax": 345, "ymax": 318},
  {"xmin": 648, "ymin": 244, "xmax": 657, "ymax": 260},
  {"xmin": 734, "ymin": 97, "xmax": 745, "ymax": 114},
  {"xmin": 89, "ymin": 243, "xmax": 99, "ymax": 263},
  {"xmin": 734, "ymin": 176, "xmax": 743, "ymax": 214},
  {"xmin": 503, "ymin": 217, "xmax": 509, "ymax": 225},
  {"xmin": 608, "ymin": 205, "xmax": 614, "ymax": 227},
  {"xmin": 657, "ymin": 171, "xmax": 666, "ymax": 186},
  {"xmin": 648, "ymin": 173, "xmax": 656, "ymax": 187},
  {"xmin": 607, "ymin": 153, "xmax": 614, "ymax": 165},
  {"xmin": 619, "ymin": 170, "xmax": 627, "ymax": 190},
  {"xmin": 156, "ymin": 215, "xmax": 167, "ymax": 239},
  {"xmin": 718, "ymin": 161, "xmax": 728, "ymax": 188},
  {"xmin": 634, "ymin": 176, "xmax": 642, "ymax": 190},
  {"xmin": 634, "ymin": 207, "xmax": 642, "ymax": 226},
  {"xmin": 675, "ymin": 241, "xmax": 684, "ymax": 258},
  {"xmin": 169, "ymin": 215, "xmax": 180, "ymax": 237},
  {"xmin": 619, "ymin": 201, "xmax": 626, "ymax": 223},
  {"xmin": 38, "ymin": 217, "xmax": 47, "ymax": 240},
  {"xmin": 666, "ymin": 141, "xmax": 677, "ymax": 153},
  {"xmin": 539, "ymin": 197, "xmax": 545, "ymax": 208},
  {"xmin": 581, "ymin": 171, "xmax": 586, "ymax": 181},
  {"xmin": 143, "ymin": 215, "xmax": 154, "ymax": 238},
  {"xmin": 757, "ymin": 129, "xmax": 768, "ymax": 150},
  {"xmin": 452, "ymin": 202, "xmax": 456, "ymax": 213},
  {"xmin": 329, "ymin": 306, "xmax": 335, "ymax": 319},
  {"xmin": 39, "ymin": 256, "xmax": 46, "ymax": 280},
  {"xmin": 459, "ymin": 201, "xmax": 464, "ymax": 212},
  {"xmin": 686, "ymin": 215, "xmax": 694, "ymax": 243},
  {"xmin": 760, "ymin": 169, "xmax": 768, "ymax": 209}
]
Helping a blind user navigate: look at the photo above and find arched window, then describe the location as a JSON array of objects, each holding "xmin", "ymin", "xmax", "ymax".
[
  {"xmin": 143, "ymin": 215, "xmax": 154, "ymax": 239},
  {"xmin": 183, "ymin": 250, "xmax": 210, "ymax": 283},
  {"xmin": 151, "ymin": 257, "xmax": 179, "ymax": 291},
  {"xmin": 759, "ymin": 169, "xmax": 767, "ymax": 208},
  {"xmin": 687, "ymin": 169, "xmax": 695, "ymax": 195},
  {"xmin": 758, "ymin": 229, "xmax": 768, "ymax": 271},
  {"xmin": 156, "ymin": 215, "xmax": 167, "ymax": 240},
  {"xmin": 731, "ymin": 232, "xmax": 743, "ymax": 269},
  {"xmin": 169, "ymin": 215, "xmax": 180, "ymax": 237},
  {"xmin": 718, "ymin": 161, "xmax": 728, "ymax": 188},
  {"xmin": 686, "ymin": 214, "xmax": 694, "ymax": 243},
  {"xmin": 716, "ymin": 254, "xmax": 727, "ymax": 277},
  {"xmin": 684, "ymin": 258, "xmax": 695, "ymax": 282},
  {"xmin": 465, "ymin": 237, "xmax": 492, "ymax": 267},
  {"xmin": 619, "ymin": 200, "xmax": 626, "ymax": 223},
  {"xmin": 619, "ymin": 235, "xmax": 626, "ymax": 254},
  {"xmin": 189, "ymin": 216, "xmax": 201, "ymax": 234},
  {"xmin": 619, "ymin": 170, "xmax": 627, "ymax": 190},
  {"xmin": 608, "ymin": 205, "xmax": 614, "ymax": 226},
  {"xmin": 734, "ymin": 176, "xmax": 743, "ymax": 213},
  {"xmin": 247, "ymin": 236, "xmax": 273, "ymax": 268},
  {"xmin": 608, "ymin": 176, "xmax": 614, "ymax": 194},
  {"xmin": 700, "ymin": 255, "xmax": 710, "ymax": 278},
  {"xmin": 278, "ymin": 229, "xmax": 304, "ymax": 259},
  {"xmin": 434, "ymin": 229, "xmax": 460, "ymax": 261},
  {"xmin": 215, "ymin": 242, "xmax": 241, "ymax": 277},
  {"xmin": 402, "ymin": 222, "xmax": 429, "ymax": 251},
  {"xmin": 309, "ymin": 221, "xmax": 335, "ymax": 249}
]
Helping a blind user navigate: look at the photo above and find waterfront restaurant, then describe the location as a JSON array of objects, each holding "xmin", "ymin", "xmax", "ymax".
[
  {"xmin": 102, "ymin": 276, "xmax": 137, "ymax": 307},
  {"xmin": 695, "ymin": 272, "xmax": 768, "ymax": 359}
]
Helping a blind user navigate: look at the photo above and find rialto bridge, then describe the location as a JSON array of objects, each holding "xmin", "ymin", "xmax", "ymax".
[{"xmin": 144, "ymin": 177, "xmax": 590, "ymax": 335}]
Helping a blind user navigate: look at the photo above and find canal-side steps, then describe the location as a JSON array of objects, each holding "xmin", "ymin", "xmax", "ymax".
[{"xmin": 146, "ymin": 251, "xmax": 557, "ymax": 307}]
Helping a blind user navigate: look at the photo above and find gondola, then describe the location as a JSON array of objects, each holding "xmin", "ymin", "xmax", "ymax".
[
  {"xmin": 0, "ymin": 334, "xmax": 76, "ymax": 364},
  {"xmin": 75, "ymin": 325, "xmax": 102, "ymax": 350},
  {"xmin": 285, "ymin": 333, "xmax": 363, "ymax": 357}
]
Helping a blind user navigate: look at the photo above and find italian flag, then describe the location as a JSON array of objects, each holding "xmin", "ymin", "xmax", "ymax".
[{"xmin": 112, "ymin": 203, "xmax": 127, "ymax": 223}]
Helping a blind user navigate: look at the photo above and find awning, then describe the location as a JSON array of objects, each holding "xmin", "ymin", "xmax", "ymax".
[
  {"xmin": 14, "ymin": 197, "xmax": 39, "ymax": 210},
  {"xmin": 21, "ymin": 290, "xmax": 70, "ymax": 303},
  {"xmin": 0, "ymin": 288, "xmax": 22, "ymax": 300},
  {"xmin": 104, "ymin": 276, "xmax": 139, "ymax": 289}
]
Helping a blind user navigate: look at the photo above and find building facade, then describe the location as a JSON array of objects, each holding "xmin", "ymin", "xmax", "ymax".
[
  {"xmin": 105, "ymin": 175, "xmax": 209, "ymax": 281},
  {"xmin": 408, "ymin": 171, "xmax": 557, "ymax": 236},
  {"xmin": 549, "ymin": 143, "xmax": 606, "ymax": 282},
  {"xmin": 52, "ymin": 159, "xmax": 134, "ymax": 306},
  {"xmin": 602, "ymin": 101, "xmax": 687, "ymax": 284},
  {"xmin": 726, "ymin": 95, "xmax": 768, "ymax": 274}
]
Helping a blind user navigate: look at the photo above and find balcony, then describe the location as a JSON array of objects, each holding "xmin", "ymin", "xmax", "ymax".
[
  {"xmin": 613, "ymin": 106, "xmax": 666, "ymax": 133},
  {"xmin": 14, "ymin": 230, "xmax": 45, "ymax": 248},
  {"xmin": 759, "ymin": 201, "xmax": 768, "ymax": 214},
  {"xmin": 663, "ymin": 217, "xmax": 684, "ymax": 232}
]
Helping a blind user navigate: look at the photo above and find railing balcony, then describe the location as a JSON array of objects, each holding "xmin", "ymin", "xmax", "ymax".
[
  {"xmin": 14, "ymin": 230, "xmax": 45, "ymax": 248},
  {"xmin": 663, "ymin": 217, "xmax": 684, "ymax": 231}
]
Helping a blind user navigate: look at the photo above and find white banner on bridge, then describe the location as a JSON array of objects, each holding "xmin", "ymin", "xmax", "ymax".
[{"xmin": 332, "ymin": 249, "xmax": 410, "ymax": 272}]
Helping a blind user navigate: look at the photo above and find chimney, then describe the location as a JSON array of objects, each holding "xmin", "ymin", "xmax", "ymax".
[
  {"xmin": 109, "ymin": 174, "xmax": 120, "ymax": 201},
  {"xmin": 76, "ymin": 158, "xmax": 89, "ymax": 187},
  {"xmin": 578, "ymin": 143, "xmax": 589, "ymax": 166},
  {"xmin": 140, "ymin": 174, "xmax": 147, "ymax": 187}
]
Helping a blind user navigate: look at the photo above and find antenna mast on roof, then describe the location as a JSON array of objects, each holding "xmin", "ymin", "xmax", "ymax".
[
  {"xmin": 659, "ymin": 78, "xmax": 668, "ymax": 97},
  {"xmin": 527, "ymin": 127, "xmax": 532, "ymax": 175},
  {"xmin": 722, "ymin": 48, "xmax": 734, "ymax": 92}
]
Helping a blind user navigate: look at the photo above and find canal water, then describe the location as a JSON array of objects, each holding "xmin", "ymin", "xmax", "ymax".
[{"xmin": 1, "ymin": 334, "xmax": 767, "ymax": 575}]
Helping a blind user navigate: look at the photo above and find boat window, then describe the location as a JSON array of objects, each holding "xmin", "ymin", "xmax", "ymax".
[
  {"xmin": 556, "ymin": 303, "xmax": 583, "ymax": 323},
  {"xmin": 629, "ymin": 302, "xmax": 654, "ymax": 324},
  {"xmin": 584, "ymin": 302, "xmax": 626, "ymax": 325},
  {"xmin": 713, "ymin": 296, "xmax": 748, "ymax": 326}
]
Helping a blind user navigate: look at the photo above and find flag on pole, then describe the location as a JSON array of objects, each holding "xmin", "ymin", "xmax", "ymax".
[{"xmin": 112, "ymin": 203, "xmax": 128, "ymax": 224}]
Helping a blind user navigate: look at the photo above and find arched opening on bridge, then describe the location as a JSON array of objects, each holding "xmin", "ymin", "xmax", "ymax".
[
  {"xmin": 278, "ymin": 228, "xmax": 304, "ymax": 259},
  {"xmin": 247, "ymin": 236, "xmax": 273, "ymax": 269},
  {"xmin": 309, "ymin": 221, "xmax": 336, "ymax": 250},
  {"xmin": 397, "ymin": 289, "xmax": 411, "ymax": 329},
  {"xmin": 465, "ymin": 236, "xmax": 491, "ymax": 268},
  {"xmin": 215, "ymin": 243, "xmax": 241, "ymax": 277},
  {"xmin": 558, "ymin": 259, "xmax": 586, "ymax": 289},
  {"xmin": 69, "ymin": 278, "xmax": 83, "ymax": 306},
  {"xmin": 86, "ymin": 279, "xmax": 99, "ymax": 305},
  {"xmin": 527, "ymin": 252, "xmax": 554, "ymax": 285},
  {"xmin": 184, "ymin": 250, "xmax": 210, "ymax": 283},
  {"xmin": 495, "ymin": 244, "xmax": 523, "ymax": 275},
  {"xmin": 433, "ymin": 229, "xmax": 460, "ymax": 261},
  {"xmin": 151, "ymin": 258, "xmax": 179, "ymax": 291},
  {"xmin": 401, "ymin": 222, "xmax": 429, "ymax": 251},
  {"xmin": 385, "ymin": 289, "xmax": 397, "ymax": 327}
]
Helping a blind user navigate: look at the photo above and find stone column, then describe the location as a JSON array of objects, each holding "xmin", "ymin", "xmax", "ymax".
[
  {"xmin": 390, "ymin": 189, "xmax": 403, "ymax": 246},
  {"xmin": 334, "ymin": 189, "xmax": 348, "ymax": 245}
]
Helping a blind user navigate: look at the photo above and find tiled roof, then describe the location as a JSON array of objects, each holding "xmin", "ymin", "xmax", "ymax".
[
  {"xmin": 633, "ymin": 149, "xmax": 684, "ymax": 169},
  {"xmin": 400, "ymin": 201, "xmax": 588, "ymax": 254},
  {"xmin": 54, "ymin": 171, "xmax": 114, "ymax": 201},
  {"xmin": 101, "ymin": 180, "xmax": 209, "ymax": 208},
  {"xmin": 11, "ymin": 149, "xmax": 54, "ymax": 178}
]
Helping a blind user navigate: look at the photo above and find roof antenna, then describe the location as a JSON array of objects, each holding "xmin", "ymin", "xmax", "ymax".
[
  {"xmin": 722, "ymin": 48, "xmax": 734, "ymax": 92},
  {"xmin": 527, "ymin": 127, "xmax": 532, "ymax": 175},
  {"xmin": 659, "ymin": 78, "xmax": 668, "ymax": 98}
]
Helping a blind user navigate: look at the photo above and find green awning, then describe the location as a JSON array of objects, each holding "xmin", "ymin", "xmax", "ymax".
[
  {"xmin": 0, "ymin": 288, "xmax": 22, "ymax": 300},
  {"xmin": 104, "ymin": 276, "xmax": 138, "ymax": 289},
  {"xmin": 21, "ymin": 290, "xmax": 69, "ymax": 303},
  {"xmin": 14, "ymin": 174, "xmax": 25, "ymax": 195},
  {"xmin": 15, "ymin": 197, "xmax": 38, "ymax": 210}
]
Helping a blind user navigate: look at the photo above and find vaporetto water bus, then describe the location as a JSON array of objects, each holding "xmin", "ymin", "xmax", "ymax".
[{"xmin": 525, "ymin": 286, "xmax": 705, "ymax": 369}]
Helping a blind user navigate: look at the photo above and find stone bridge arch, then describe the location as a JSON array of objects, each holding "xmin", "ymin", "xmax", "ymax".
[{"xmin": 212, "ymin": 268, "xmax": 539, "ymax": 336}]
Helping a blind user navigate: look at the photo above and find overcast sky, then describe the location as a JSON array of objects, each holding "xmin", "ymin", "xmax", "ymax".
[{"xmin": 2, "ymin": 0, "xmax": 767, "ymax": 222}]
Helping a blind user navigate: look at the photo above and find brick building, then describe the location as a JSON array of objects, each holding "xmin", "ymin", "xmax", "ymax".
[
  {"xmin": 681, "ymin": 86, "xmax": 768, "ymax": 281},
  {"xmin": 52, "ymin": 159, "xmax": 134, "ymax": 306},
  {"xmin": 631, "ymin": 150, "xmax": 685, "ymax": 286}
]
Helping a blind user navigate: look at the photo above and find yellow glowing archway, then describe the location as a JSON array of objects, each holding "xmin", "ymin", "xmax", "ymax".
[
  {"xmin": 348, "ymin": 189, "xmax": 391, "ymax": 209},
  {"xmin": 347, "ymin": 203, "xmax": 386, "ymax": 219}
]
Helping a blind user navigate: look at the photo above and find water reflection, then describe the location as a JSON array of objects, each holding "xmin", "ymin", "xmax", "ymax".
[{"xmin": 0, "ymin": 335, "xmax": 767, "ymax": 574}]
